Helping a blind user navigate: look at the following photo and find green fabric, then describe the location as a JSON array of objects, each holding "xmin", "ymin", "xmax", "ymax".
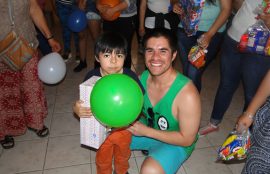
[
  {"xmin": 198, "ymin": 0, "xmax": 226, "ymax": 32},
  {"xmin": 139, "ymin": 70, "xmax": 197, "ymax": 155},
  {"xmin": 178, "ymin": 0, "xmax": 226, "ymax": 33}
]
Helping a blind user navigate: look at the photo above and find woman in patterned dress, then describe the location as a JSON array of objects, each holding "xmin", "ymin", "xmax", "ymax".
[
  {"xmin": 0, "ymin": 0, "xmax": 61, "ymax": 149},
  {"xmin": 236, "ymin": 70, "xmax": 270, "ymax": 173}
]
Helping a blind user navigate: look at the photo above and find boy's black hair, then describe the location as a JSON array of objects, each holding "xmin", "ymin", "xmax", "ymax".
[
  {"xmin": 94, "ymin": 31, "xmax": 128, "ymax": 59},
  {"xmin": 143, "ymin": 28, "xmax": 178, "ymax": 53}
]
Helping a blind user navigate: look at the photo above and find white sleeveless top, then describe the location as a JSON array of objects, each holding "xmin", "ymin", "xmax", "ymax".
[{"xmin": 228, "ymin": 0, "xmax": 261, "ymax": 42}]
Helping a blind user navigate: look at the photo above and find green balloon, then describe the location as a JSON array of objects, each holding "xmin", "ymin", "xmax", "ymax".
[{"xmin": 90, "ymin": 74, "xmax": 144, "ymax": 128}]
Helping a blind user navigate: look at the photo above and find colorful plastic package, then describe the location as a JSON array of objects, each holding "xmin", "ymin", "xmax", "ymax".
[
  {"xmin": 238, "ymin": 0, "xmax": 270, "ymax": 56},
  {"xmin": 188, "ymin": 45, "xmax": 207, "ymax": 68},
  {"xmin": 218, "ymin": 130, "xmax": 251, "ymax": 161}
]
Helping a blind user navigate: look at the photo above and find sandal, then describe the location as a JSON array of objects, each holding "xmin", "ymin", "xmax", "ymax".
[
  {"xmin": 0, "ymin": 135, "xmax": 14, "ymax": 149},
  {"xmin": 29, "ymin": 126, "xmax": 49, "ymax": 137}
]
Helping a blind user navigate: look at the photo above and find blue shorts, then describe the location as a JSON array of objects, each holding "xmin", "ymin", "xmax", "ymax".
[
  {"xmin": 130, "ymin": 136, "xmax": 190, "ymax": 174},
  {"xmin": 85, "ymin": 0, "xmax": 101, "ymax": 20}
]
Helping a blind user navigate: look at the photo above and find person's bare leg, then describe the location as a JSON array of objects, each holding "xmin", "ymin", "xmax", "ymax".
[
  {"xmin": 88, "ymin": 19, "xmax": 101, "ymax": 68},
  {"xmin": 140, "ymin": 157, "xmax": 165, "ymax": 174},
  {"xmin": 88, "ymin": 19, "xmax": 101, "ymax": 41}
]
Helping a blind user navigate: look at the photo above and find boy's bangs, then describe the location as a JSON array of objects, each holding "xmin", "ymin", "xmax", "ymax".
[{"xmin": 102, "ymin": 47, "xmax": 125, "ymax": 55}]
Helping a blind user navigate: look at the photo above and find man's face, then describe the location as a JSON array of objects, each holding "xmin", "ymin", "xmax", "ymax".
[{"xmin": 144, "ymin": 36, "xmax": 176, "ymax": 76}]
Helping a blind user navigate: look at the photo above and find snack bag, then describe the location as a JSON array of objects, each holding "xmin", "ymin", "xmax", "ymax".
[
  {"xmin": 178, "ymin": 0, "xmax": 205, "ymax": 36},
  {"xmin": 218, "ymin": 130, "xmax": 251, "ymax": 161},
  {"xmin": 238, "ymin": 0, "xmax": 270, "ymax": 56},
  {"xmin": 188, "ymin": 45, "xmax": 207, "ymax": 68},
  {"xmin": 238, "ymin": 20, "xmax": 269, "ymax": 55}
]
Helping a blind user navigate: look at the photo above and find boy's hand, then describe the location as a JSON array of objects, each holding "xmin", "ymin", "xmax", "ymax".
[{"xmin": 73, "ymin": 100, "xmax": 92, "ymax": 118}]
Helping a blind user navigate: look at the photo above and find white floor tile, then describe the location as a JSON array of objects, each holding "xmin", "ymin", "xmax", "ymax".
[
  {"xmin": 43, "ymin": 164, "xmax": 91, "ymax": 174},
  {"xmin": 45, "ymin": 135, "xmax": 90, "ymax": 169},
  {"xmin": 0, "ymin": 139, "xmax": 47, "ymax": 174}
]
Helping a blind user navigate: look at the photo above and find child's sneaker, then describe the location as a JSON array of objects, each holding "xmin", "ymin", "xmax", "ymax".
[{"xmin": 199, "ymin": 123, "xmax": 219, "ymax": 136}]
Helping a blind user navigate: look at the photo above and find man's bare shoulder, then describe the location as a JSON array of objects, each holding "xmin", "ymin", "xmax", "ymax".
[{"xmin": 174, "ymin": 81, "xmax": 200, "ymax": 108}]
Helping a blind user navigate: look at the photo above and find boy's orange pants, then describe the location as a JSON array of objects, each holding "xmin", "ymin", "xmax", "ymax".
[{"xmin": 96, "ymin": 129, "xmax": 132, "ymax": 174}]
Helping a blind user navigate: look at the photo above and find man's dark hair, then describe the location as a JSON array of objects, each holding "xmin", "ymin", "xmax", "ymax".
[
  {"xmin": 94, "ymin": 31, "xmax": 128, "ymax": 59},
  {"xmin": 143, "ymin": 28, "xmax": 178, "ymax": 53}
]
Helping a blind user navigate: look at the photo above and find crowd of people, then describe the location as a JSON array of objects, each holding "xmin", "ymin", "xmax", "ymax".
[{"xmin": 1, "ymin": 0, "xmax": 270, "ymax": 174}]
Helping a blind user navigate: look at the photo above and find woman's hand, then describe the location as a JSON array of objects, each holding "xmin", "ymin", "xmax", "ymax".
[
  {"xmin": 258, "ymin": 13, "xmax": 270, "ymax": 29},
  {"xmin": 172, "ymin": 3, "xmax": 184, "ymax": 15},
  {"xmin": 48, "ymin": 38, "xmax": 61, "ymax": 52},
  {"xmin": 236, "ymin": 113, "xmax": 254, "ymax": 133},
  {"xmin": 73, "ymin": 100, "xmax": 92, "ymax": 118},
  {"xmin": 100, "ymin": 6, "xmax": 117, "ymax": 20},
  {"xmin": 197, "ymin": 33, "xmax": 212, "ymax": 49},
  {"xmin": 78, "ymin": 0, "xmax": 87, "ymax": 10},
  {"xmin": 139, "ymin": 26, "xmax": 145, "ymax": 37}
]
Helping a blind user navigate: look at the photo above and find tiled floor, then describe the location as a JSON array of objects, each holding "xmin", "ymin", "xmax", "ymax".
[{"xmin": 0, "ymin": 24, "xmax": 246, "ymax": 174}]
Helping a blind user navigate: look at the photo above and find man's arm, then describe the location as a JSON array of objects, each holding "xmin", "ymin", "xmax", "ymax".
[{"xmin": 128, "ymin": 82, "xmax": 201, "ymax": 146}]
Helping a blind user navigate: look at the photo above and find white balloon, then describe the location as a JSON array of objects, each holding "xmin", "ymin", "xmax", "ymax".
[{"xmin": 38, "ymin": 52, "xmax": 66, "ymax": 84}]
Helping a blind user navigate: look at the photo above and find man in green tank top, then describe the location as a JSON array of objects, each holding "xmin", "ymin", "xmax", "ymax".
[{"xmin": 128, "ymin": 28, "xmax": 201, "ymax": 174}]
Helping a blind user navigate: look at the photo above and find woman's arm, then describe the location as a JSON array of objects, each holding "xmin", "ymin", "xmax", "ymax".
[
  {"xmin": 237, "ymin": 70, "xmax": 270, "ymax": 132},
  {"xmin": 29, "ymin": 0, "xmax": 61, "ymax": 52},
  {"xmin": 198, "ymin": 0, "xmax": 232, "ymax": 48},
  {"xmin": 139, "ymin": 0, "xmax": 147, "ymax": 37}
]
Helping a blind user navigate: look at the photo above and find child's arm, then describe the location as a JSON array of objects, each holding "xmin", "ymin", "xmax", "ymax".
[{"xmin": 73, "ymin": 100, "xmax": 92, "ymax": 118}]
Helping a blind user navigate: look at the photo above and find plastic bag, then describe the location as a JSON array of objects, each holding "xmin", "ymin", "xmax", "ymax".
[
  {"xmin": 238, "ymin": 0, "xmax": 270, "ymax": 56},
  {"xmin": 238, "ymin": 20, "xmax": 269, "ymax": 56},
  {"xmin": 217, "ymin": 130, "xmax": 251, "ymax": 162}
]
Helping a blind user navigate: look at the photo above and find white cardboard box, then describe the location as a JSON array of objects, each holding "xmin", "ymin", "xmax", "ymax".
[{"xmin": 79, "ymin": 76, "xmax": 107, "ymax": 149}]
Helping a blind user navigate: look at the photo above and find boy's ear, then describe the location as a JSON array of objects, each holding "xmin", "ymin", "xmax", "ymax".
[{"xmin": 95, "ymin": 56, "xmax": 100, "ymax": 62}]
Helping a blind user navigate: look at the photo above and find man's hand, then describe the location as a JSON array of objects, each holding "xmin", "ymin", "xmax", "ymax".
[{"xmin": 127, "ymin": 121, "xmax": 150, "ymax": 136}]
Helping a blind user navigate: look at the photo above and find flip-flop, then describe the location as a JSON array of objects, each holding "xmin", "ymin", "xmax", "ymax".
[
  {"xmin": 0, "ymin": 135, "xmax": 14, "ymax": 149},
  {"xmin": 29, "ymin": 126, "xmax": 49, "ymax": 137}
]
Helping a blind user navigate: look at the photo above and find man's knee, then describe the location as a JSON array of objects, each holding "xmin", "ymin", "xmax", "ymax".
[{"xmin": 140, "ymin": 157, "xmax": 165, "ymax": 174}]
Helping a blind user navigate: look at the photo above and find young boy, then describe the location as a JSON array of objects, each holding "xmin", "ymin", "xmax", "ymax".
[{"xmin": 73, "ymin": 31, "xmax": 144, "ymax": 174}]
